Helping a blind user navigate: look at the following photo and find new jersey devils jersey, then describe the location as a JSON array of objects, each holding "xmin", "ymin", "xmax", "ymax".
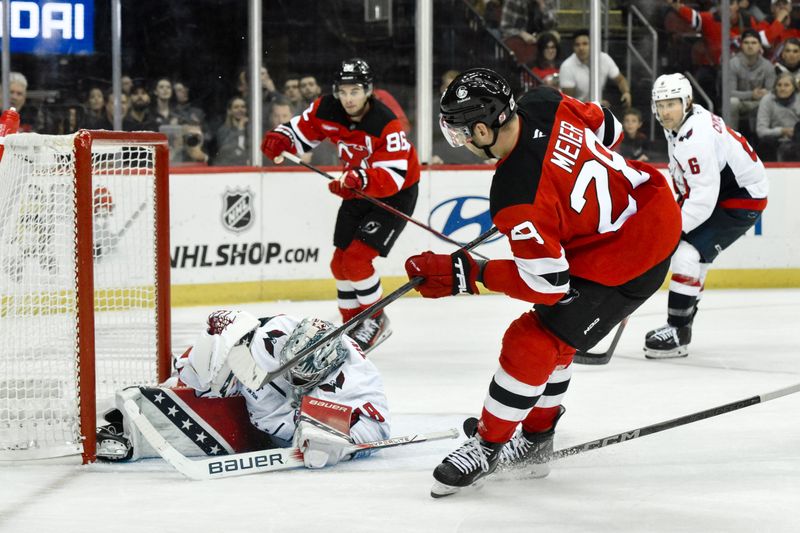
[
  {"xmin": 276, "ymin": 94, "xmax": 420, "ymax": 198},
  {"xmin": 664, "ymin": 104, "xmax": 768, "ymax": 233},
  {"xmin": 482, "ymin": 88, "xmax": 682, "ymax": 304},
  {"xmin": 180, "ymin": 315, "xmax": 390, "ymax": 447}
]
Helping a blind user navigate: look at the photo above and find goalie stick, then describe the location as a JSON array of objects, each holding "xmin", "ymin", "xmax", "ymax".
[
  {"xmin": 228, "ymin": 226, "xmax": 500, "ymax": 390},
  {"xmin": 552, "ymin": 381, "xmax": 800, "ymax": 460},
  {"xmin": 122, "ymin": 398, "xmax": 458, "ymax": 480},
  {"xmin": 573, "ymin": 317, "xmax": 629, "ymax": 365},
  {"xmin": 281, "ymin": 151, "xmax": 490, "ymax": 261}
]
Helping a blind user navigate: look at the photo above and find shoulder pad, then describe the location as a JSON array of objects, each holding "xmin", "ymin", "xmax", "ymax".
[{"xmin": 360, "ymin": 98, "xmax": 398, "ymax": 138}]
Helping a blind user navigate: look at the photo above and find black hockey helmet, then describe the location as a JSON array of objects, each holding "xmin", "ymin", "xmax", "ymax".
[
  {"xmin": 334, "ymin": 58, "xmax": 374, "ymax": 95},
  {"xmin": 439, "ymin": 68, "xmax": 516, "ymax": 147}
]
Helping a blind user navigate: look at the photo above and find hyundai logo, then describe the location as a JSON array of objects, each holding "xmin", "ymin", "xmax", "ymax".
[{"xmin": 428, "ymin": 196, "xmax": 501, "ymax": 245}]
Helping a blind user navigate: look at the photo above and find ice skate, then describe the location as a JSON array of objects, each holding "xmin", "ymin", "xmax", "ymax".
[
  {"xmin": 430, "ymin": 417, "xmax": 504, "ymax": 498},
  {"xmin": 96, "ymin": 423, "xmax": 132, "ymax": 462},
  {"xmin": 498, "ymin": 406, "xmax": 565, "ymax": 478},
  {"xmin": 644, "ymin": 324, "xmax": 691, "ymax": 359},
  {"xmin": 349, "ymin": 313, "xmax": 392, "ymax": 355}
]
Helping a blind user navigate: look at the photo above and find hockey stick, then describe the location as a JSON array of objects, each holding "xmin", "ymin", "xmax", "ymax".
[
  {"xmin": 552, "ymin": 382, "xmax": 800, "ymax": 460},
  {"xmin": 115, "ymin": 200, "xmax": 148, "ymax": 241},
  {"xmin": 123, "ymin": 398, "xmax": 457, "ymax": 480},
  {"xmin": 281, "ymin": 151, "xmax": 490, "ymax": 261},
  {"xmin": 573, "ymin": 317, "xmax": 629, "ymax": 365},
  {"xmin": 228, "ymin": 226, "xmax": 500, "ymax": 390}
]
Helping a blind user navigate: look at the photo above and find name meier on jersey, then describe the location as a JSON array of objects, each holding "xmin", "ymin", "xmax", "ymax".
[{"xmin": 550, "ymin": 120, "xmax": 585, "ymax": 174}]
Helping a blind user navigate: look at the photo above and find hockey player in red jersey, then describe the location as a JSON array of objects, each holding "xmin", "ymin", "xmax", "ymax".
[
  {"xmin": 404, "ymin": 68, "xmax": 681, "ymax": 497},
  {"xmin": 261, "ymin": 58, "xmax": 420, "ymax": 354},
  {"xmin": 643, "ymin": 74, "xmax": 768, "ymax": 359}
]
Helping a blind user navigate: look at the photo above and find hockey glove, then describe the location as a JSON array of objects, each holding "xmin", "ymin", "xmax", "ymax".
[
  {"xmin": 328, "ymin": 180, "xmax": 357, "ymax": 200},
  {"xmin": 404, "ymin": 250, "xmax": 480, "ymax": 298},
  {"xmin": 293, "ymin": 418, "xmax": 354, "ymax": 469},
  {"xmin": 260, "ymin": 130, "xmax": 293, "ymax": 163}
]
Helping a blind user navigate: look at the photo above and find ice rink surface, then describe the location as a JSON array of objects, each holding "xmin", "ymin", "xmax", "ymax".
[{"xmin": 1, "ymin": 289, "xmax": 798, "ymax": 533}]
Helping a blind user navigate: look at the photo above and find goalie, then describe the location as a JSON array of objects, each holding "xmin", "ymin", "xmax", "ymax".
[{"xmin": 97, "ymin": 310, "xmax": 390, "ymax": 469}]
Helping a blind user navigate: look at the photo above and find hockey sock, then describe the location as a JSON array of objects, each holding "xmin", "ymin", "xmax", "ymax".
[
  {"xmin": 667, "ymin": 275, "xmax": 699, "ymax": 327},
  {"xmin": 521, "ymin": 364, "xmax": 572, "ymax": 433}
]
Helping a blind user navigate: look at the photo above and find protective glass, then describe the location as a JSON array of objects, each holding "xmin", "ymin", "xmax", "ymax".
[{"xmin": 439, "ymin": 115, "xmax": 472, "ymax": 148}]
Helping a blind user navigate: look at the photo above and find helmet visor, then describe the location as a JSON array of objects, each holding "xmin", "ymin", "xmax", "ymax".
[{"xmin": 439, "ymin": 115, "xmax": 472, "ymax": 148}]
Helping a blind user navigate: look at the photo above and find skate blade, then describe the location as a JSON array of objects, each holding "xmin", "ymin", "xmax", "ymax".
[
  {"xmin": 643, "ymin": 346, "xmax": 689, "ymax": 359},
  {"xmin": 431, "ymin": 480, "xmax": 461, "ymax": 498}
]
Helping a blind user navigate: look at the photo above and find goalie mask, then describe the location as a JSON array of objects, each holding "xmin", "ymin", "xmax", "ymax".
[
  {"xmin": 439, "ymin": 68, "xmax": 516, "ymax": 149},
  {"xmin": 280, "ymin": 318, "xmax": 348, "ymax": 394}
]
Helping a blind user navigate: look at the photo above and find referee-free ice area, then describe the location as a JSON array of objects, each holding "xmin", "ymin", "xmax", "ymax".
[{"xmin": 2, "ymin": 289, "xmax": 798, "ymax": 533}]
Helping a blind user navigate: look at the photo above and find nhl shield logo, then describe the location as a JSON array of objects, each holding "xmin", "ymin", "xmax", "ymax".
[{"xmin": 222, "ymin": 189, "xmax": 254, "ymax": 233}]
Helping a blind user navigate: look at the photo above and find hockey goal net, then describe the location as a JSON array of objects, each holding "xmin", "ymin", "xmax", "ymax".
[{"xmin": 0, "ymin": 130, "xmax": 171, "ymax": 463}]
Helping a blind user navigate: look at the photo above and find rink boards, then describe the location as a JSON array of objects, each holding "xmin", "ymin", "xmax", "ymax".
[{"xmin": 168, "ymin": 165, "xmax": 800, "ymax": 306}]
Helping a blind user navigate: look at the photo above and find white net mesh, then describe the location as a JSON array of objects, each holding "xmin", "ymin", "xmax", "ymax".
[{"xmin": 0, "ymin": 132, "xmax": 163, "ymax": 459}]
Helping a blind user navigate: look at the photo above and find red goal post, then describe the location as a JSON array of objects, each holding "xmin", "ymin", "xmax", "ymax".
[{"xmin": 0, "ymin": 130, "xmax": 171, "ymax": 464}]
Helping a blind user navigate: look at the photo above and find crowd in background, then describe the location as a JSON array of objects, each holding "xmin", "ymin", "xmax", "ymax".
[
  {"xmin": 4, "ymin": 67, "xmax": 327, "ymax": 167},
  {"xmin": 5, "ymin": 0, "xmax": 800, "ymax": 165},
  {"xmin": 471, "ymin": 0, "xmax": 800, "ymax": 162}
]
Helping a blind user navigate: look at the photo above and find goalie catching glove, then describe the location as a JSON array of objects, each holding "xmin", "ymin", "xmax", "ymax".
[
  {"xmin": 404, "ymin": 250, "xmax": 483, "ymax": 298},
  {"xmin": 260, "ymin": 130, "xmax": 294, "ymax": 163},
  {"xmin": 176, "ymin": 310, "xmax": 260, "ymax": 397}
]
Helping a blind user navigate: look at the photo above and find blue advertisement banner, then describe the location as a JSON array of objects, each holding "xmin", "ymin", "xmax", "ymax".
[{"xmin": 0, "ymin": 0, "xmax": 94, "ymax": 54}]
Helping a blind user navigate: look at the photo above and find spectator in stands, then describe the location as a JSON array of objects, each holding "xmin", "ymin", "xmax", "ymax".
[
  {"xmin": 617, "ymin": 108, "xmax": 651, "ymax": 161},
  {"xmin": 559, "ymin": 29, "xmax": 632, "ymax": 108},
  {"xmin": 670, "ymin": 0, "xmax": 787, "ymax": 64},
  {"xmin": 102, "ymin": 90, "xmax": 130, "ymax": 129},
  {"xmin": 300, "ymin": 75, "xmax": 322, "ymax": 107},
  {"xmin": 268, "ymin": 99, "xmax": 292, "ymax": 129},
  {"xmin": 176, "ymin": 119, "xmax": 210, "ymax": 165},
  {"xmin": 283, "ymin": 76, "xmax": 304, "ymax": 114},
  {"xmin": 173, "ymin": 81, "xmax": 206, "ymax": 127},
  {"xmin": 668, "ymin": 0, "xmax": 788, "ymax": 105},
  {"xmin": 775, "ymin": 37, "xmax": 800, "ymax": 86},
  {"xmin": 151, "ymin": 78, "xmax": 179, "ymax": 129},
  {"xmin": 760, "ymin": 0, "xmax": 795, "ymax": 49},
  {"xmin": 756, "ymin": 71, "xmax": 800, "ymax": 160},
  {"xmin": 501, "ymin": 0, "xmax": 556, "ymax": 44},
  {"xmin": 236, "ymin": 66, "xmax": 284, "ymax": 122},
  {"xmin": 81, "ymin": 87, "xmax": 107, "ymax": 129},
  {"xmin": 532, "ymin": 32, "xmax": 562, "ymax": 87},
  {"xmin": 123, "ymin": 80, "xmax": 155, "ymax": 131},
  {"xmin": 8, "ymin": 72, "xmax": 44, "ymax": 132},
  {"xmin": 213, "ymin": 96, "xmax": 250, "ymax": 166},
  {"xmin": 730, "ymin": 29, "xmax": 776, "ymax": 133},
  {"xmin": 121, "ymin": 75, "xmax": 133, "ymax": 96}
]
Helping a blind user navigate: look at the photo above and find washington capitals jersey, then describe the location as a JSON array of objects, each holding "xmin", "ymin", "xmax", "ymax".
[
  {"xmin": 276, "ymin": 94, "xmax": 420, "ymax": 198},
  {"xmin": 180, "ymin": 314, "xmax": 390, "ymax": 447},
  {"xmin": 482, "ymin": 87, "xmax": 682, "ymax": 304},
  {"xmin": 664, "ymin": 104, "xmax": 768, "ymax": 233}
]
